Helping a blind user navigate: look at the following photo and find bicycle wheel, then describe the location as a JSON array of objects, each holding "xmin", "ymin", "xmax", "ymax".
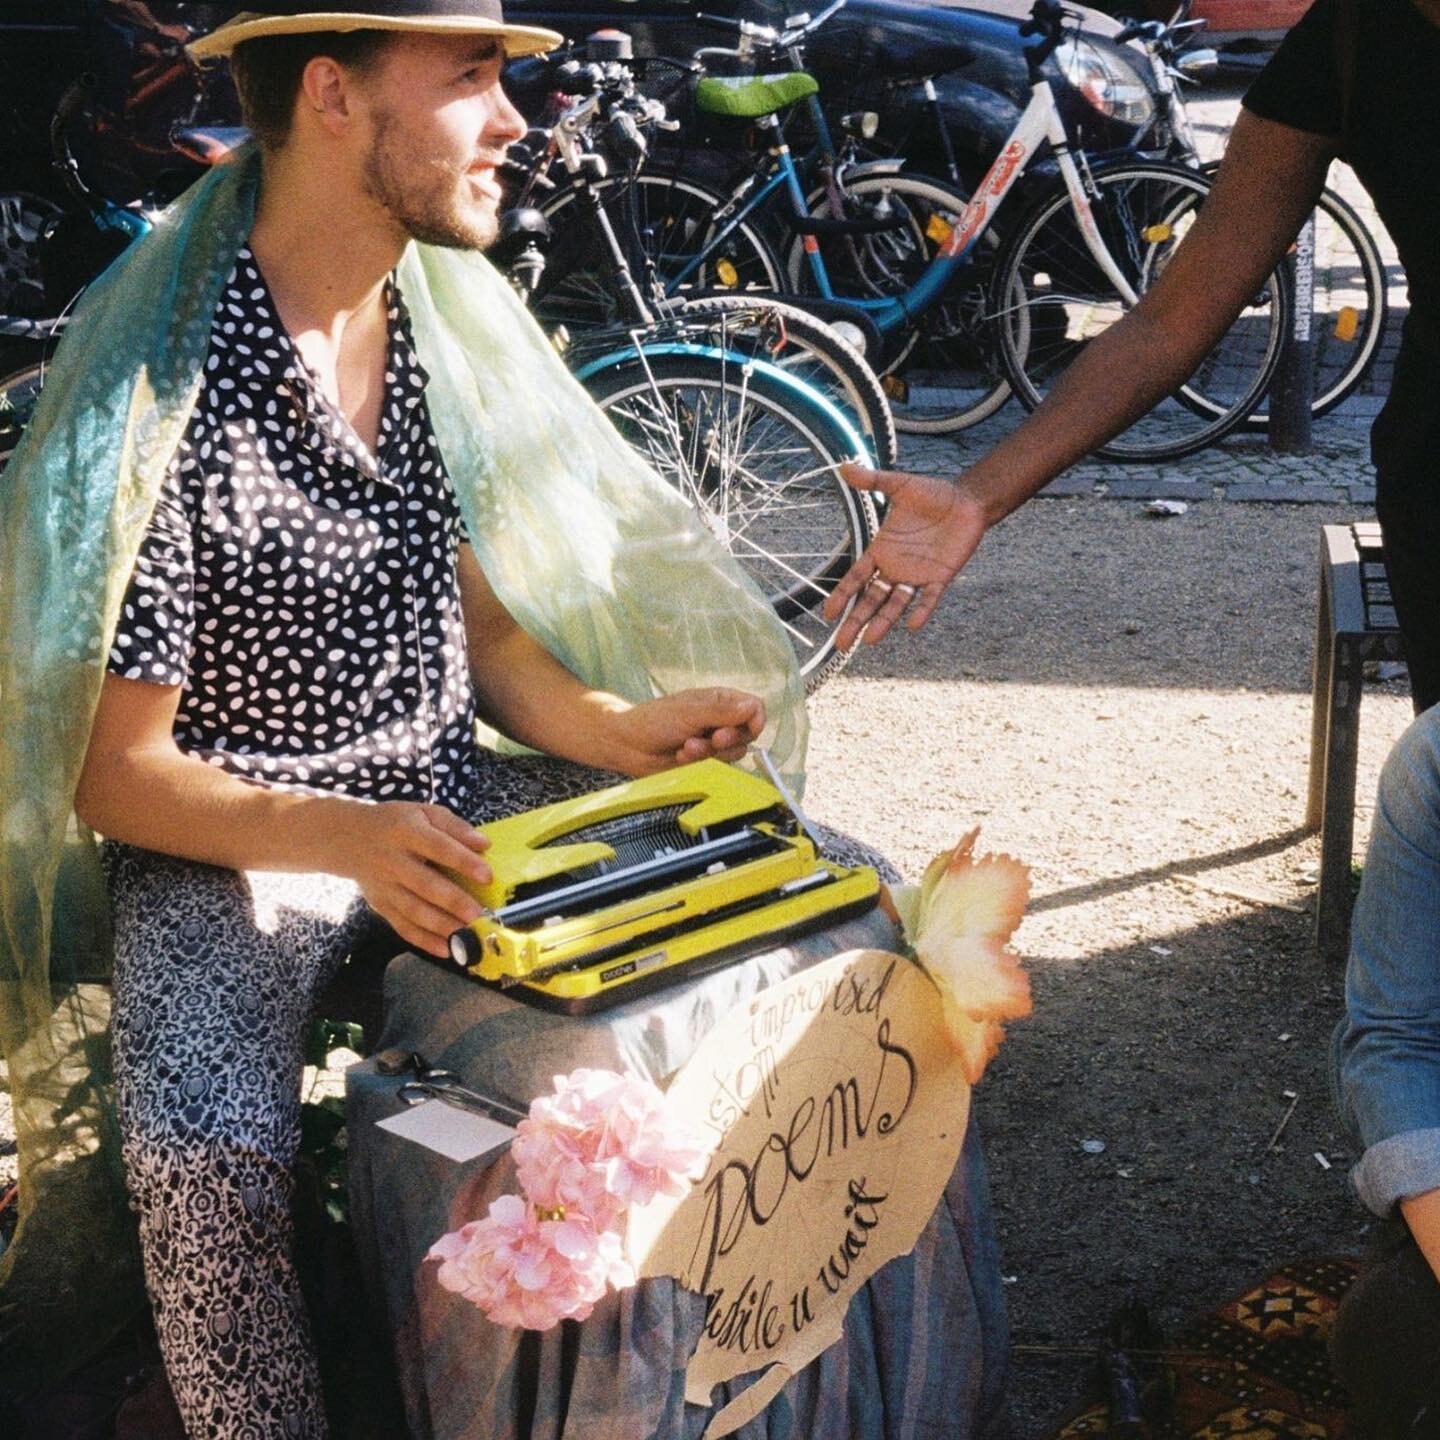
[
  {"xmin": 583, "ymin": 350, "xmax": 877, "ymax": 690},
  {"xmin": 0, "ymin": 361, "xmax": 43, "ymax": 472},
  {"xmin": 534, "ymin": 171, "xmax": 784, "ymax": 332},
  {"xmin": 1195, "ymin": 169, "xmax": 1387, "ymax": 427},
  {"xmin": 790, "ymin": 170, "xmax": 1014, "ymax": 434},
  {"xmin": 674, "ymin": 293, "xmax": 898, "ymax": 469},
  {"xmin": 994, "ymin": 161, "xmax": 1289, "ymax": 462}
]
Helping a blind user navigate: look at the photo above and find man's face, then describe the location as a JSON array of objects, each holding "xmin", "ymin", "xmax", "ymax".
[{"xmin": 354, "ymin": 35, "xmax": 527, "ymax": 250}]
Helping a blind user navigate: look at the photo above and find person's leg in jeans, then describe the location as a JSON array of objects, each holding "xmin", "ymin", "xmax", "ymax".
[
  {"xmin": 105, "ymin": 844, "xmax": 370, "ymax": 1439},
  {"xmin": 1330, "ymin": 710, "xmax": 1440, "ymax": 1432}
]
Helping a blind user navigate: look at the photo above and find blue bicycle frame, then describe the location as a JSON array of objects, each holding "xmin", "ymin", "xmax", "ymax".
[
  {"xmin": 658, "ymin": 72, "xmax": 1137, "ymax": 343},
  {"xmin": 652, "ymin": 93, "xmax": 985, "ymax": 336}
]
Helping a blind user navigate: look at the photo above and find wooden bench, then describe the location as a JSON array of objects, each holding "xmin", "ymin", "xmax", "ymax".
[{"xmin": 1307, "ymin": 521, "xmax": 1405, "ymax": 962}]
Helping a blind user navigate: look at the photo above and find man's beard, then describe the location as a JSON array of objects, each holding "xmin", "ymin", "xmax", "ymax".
[{"xmin": 361, "ymin": 110, "xmax": 498, "ymax": 251}]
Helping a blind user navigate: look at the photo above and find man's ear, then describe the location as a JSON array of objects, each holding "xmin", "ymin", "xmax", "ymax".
[{"xmin": 299, "ymin": 55, "xmax": 360, "ymax": 133}]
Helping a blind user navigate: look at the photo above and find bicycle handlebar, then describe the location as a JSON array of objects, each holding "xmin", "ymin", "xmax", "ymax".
[
  {"xmin": 1114, "ymin": 13, "xmax": 1205, "ymax": 46},
  {"xmin": 695, "ymin": 0, "xmax": 845, "ymax": 54},
  {"xmin": 1018, "ymin": 0, "xmax": 1081, "ymax": 78}
]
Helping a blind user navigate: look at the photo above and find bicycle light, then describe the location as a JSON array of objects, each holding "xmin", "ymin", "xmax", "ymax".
[
  {"xmin": 1053, "ymin": 39, "xmax": 1154, "ymax": 128},
  {"xmin": 841, "ymin": 111, "xmax": 880, "ymax": 141}
]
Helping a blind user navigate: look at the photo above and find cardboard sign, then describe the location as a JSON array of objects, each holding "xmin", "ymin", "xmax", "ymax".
[{"xmin": 629, "ymin": 949, "xmax": 971, "ymax": 1439}]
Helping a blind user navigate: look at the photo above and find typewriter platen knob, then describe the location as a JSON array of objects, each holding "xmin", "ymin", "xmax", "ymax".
[{"xmin": 448, "ymin": 928, "xmax": 483, "ymax": 970}]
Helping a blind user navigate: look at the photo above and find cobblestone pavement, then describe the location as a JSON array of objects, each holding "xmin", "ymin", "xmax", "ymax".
[{"xmin": 896, "ymin": 81, "xmax": 1404, "ymax": 507}]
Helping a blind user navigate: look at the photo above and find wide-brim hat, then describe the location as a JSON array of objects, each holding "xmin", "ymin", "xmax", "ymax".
[{"xmin": 187, "ymin": 1, "xmax": 564, "ymax": 61}]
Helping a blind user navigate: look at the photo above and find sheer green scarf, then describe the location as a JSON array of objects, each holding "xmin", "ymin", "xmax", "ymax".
[{"xmin": 0, "ymin": 150, "xmax": 806, "ymax": 1394}]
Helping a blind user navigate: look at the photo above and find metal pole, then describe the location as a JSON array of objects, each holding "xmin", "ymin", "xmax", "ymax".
[{"xmin": 1269, "ymin": 212, "xmax": 1315, "ymax": 454}]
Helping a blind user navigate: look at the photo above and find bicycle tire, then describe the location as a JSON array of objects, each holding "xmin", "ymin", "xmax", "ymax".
[
  {"xmin": 583, "ymin": 349, "xmax": 877, "ymax": 690},
  {"xmin": 790, "ymin": 169, "xmax": 1015, "ymax": 434},
  {"xmin": 994, "ymin": 160, "xmax": 1289, "ymax": 462},
  {"xmin": 673, "ymin": 293, "xmax": 899, "ymax": 469},
  {"xmin": 1195, "ymin": 165, "xmax": 1388, "ymax": 427},
  {"xmin": 534, "ymin": 171, "xmax": 784, "ymax": 332}
]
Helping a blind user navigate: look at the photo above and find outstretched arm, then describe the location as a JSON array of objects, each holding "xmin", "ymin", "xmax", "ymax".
[
  {"xmin": 824, "ymin": 110, "xmax": 1338, "ymax": 648},
  {"xmin": 458, "ymin": 546, "xmax": 765, "ymax": 775}
]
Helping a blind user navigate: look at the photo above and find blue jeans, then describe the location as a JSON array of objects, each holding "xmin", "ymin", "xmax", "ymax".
[
  {"xmin": 1328, "ymin": 708, "xmax": 1440, "ymax": 1433},
  {"xmin": 1332, "ymin": 705, "xmax": 1440, "ymax": 1218}
]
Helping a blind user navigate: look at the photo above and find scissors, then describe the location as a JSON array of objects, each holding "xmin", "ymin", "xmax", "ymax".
[{"xmin": 379, "ymin": 1050, "xmax": 529, "ymax": 1128}]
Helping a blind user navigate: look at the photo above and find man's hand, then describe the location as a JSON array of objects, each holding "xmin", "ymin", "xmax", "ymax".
[
  {"xmin": 328, "ymin": 801, "xmax": 493, "ymax": 959},
  {"xmin": 603, "ymin": 688, "xmax": 766, "ymax": 776},
  {"xmin": 822, "ymin": 462, "xmax": 988, "ymax": 649}
]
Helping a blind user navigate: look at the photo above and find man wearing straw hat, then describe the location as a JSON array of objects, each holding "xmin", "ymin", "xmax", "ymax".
[{"xmin": 0, "ymin": 3, "xmax": 823, "ymax": 1433}]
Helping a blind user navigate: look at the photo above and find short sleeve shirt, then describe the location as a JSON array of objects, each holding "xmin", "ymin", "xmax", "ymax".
[
  {"xmin": 107, "ymin": 248, "xmax": 484, "ymax": 811},
  {"xmin": 1243, "ymin": 0, "xmax": 1440, "ymax": 474}
]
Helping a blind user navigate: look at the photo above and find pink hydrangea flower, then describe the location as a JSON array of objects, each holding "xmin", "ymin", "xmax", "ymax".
[
  {"xmin": 512, "ymin": 1068, "xmax": 710, "ymax": 1228},
  {"xmin": 426, "ymin": 1193, "xmax": 636, "ymax": 1330},
  {"xmin": 427, "ymin": 1069, "xmax": 709, "ymax": 1330}
]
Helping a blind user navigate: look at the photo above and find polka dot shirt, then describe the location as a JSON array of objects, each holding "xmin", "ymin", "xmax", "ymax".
[{"xmin": 107, "ymin": 248, "xmax": 483, "ymax": 811}]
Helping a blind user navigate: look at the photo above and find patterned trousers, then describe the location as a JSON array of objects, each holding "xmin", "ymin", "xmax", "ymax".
[{"xmin": 103, "ymin": 756, "xmax": 892, "ymax": 1439}]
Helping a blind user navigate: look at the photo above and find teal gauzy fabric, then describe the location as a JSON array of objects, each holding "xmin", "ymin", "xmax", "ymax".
[{"xmin": 0, "ymin": 148, "xmax": 807, "ymax": 1397}]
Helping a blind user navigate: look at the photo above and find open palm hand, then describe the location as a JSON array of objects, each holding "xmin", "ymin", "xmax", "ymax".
[{"xmin": 823, "ymin": 462, "xmax": 988, "ymax": 649}]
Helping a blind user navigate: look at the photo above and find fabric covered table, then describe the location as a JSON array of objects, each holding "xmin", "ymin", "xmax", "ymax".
[{"xmin": 346, "ymin": 909, "xmax": 1009, "ymax": 1440}]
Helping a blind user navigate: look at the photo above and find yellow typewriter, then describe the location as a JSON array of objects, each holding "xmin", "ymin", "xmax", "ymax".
[{"xmin": 445, "ymin": 758, "xmax": 879, "ymax": 1013}]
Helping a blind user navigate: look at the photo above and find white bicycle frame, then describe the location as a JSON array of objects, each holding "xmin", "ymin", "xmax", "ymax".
[{"xmin": 935, "ymin": 80, "xmax": 1142, "ymax": 307}]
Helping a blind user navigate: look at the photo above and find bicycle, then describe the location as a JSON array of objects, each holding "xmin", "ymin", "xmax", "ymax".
[
  {"xmin": 506, "ymin": 38, "xmax": 897, "ymax": 468},
  {"xmin": 540, "ymin": 0, "xmax": 1291, "ymax": 461},
  {"xmin": 525, "ymin": 3, "xmax": 994, "ymax": 406},
  {"xmin": 499, "ymin": 51, "xmax": 889, "ymax": 688},
  {"xmin": 1114, "ymin": 2, "xmax": 1387, "ymax": 427}
]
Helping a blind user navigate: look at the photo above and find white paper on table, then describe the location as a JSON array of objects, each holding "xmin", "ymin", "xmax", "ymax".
[{"xmin": 376, "ymin": 1099, "xmax": 517, "ymax": 1164}]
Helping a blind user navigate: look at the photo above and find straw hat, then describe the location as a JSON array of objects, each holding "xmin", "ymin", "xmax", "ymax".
[{"xmin": 187, "ymin": 1, "xmax": 563, "ymax": 61}]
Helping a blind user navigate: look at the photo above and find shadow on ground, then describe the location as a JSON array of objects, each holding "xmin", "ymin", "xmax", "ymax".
[{"xmin": 978, "ymin": 895, "xmax": 1367, "ymax": 1437}]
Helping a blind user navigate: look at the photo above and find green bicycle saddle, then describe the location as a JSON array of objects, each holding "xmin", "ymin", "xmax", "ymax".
[{"xmin": 694, "ymin": 71, "xmax": 820, "ymax": 119}]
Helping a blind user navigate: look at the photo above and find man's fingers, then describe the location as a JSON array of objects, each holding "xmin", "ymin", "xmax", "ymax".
[
  {"xmin": 702, "ymin": 687, "xmax": 765, "ymax": 728},
  {"xmin": 388, "ymin": 919, "xmax": 446, "ymax": 959},
  {"xmin": 392, "ymin": 856, "xmax": 485, "ymax": 927},
  {"xmin": 669, "ymin": 688, "xmax": 765, "ymax": 737},
  {"xmin": 422, "ymin": 805, "xmax": 491, "ymax": 852},
  {"xmin": 822, "ymin": 553, "xmax": 878, "ymax": 622},
  {"xmin": 407, "ymin": 816, "xmax": 493, "ymax": 886},
  {"xmin": 378, "ymin": 893, "xmax": 456, "ymax": 959},
  {"xmin": 706, "ymin": 725, "xmax": 749, "ymax": 752},
  {"xmin": 837, "ymin": 461, "xmax": 902, "ymax": 496},
  {"xmin": 835, "ymin": 577, "xmax": 892, "ymax": 650},
  {"xmin": 907, "ymin": 583, "xmax": 945, "ymax": 631},
  {"xmin": 676, "ymin": 736, "xmax": 712, "ymax": 764},
  {"xmin": 865, "ymin": 584, "xmax": 915, "ymax": 645}
]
